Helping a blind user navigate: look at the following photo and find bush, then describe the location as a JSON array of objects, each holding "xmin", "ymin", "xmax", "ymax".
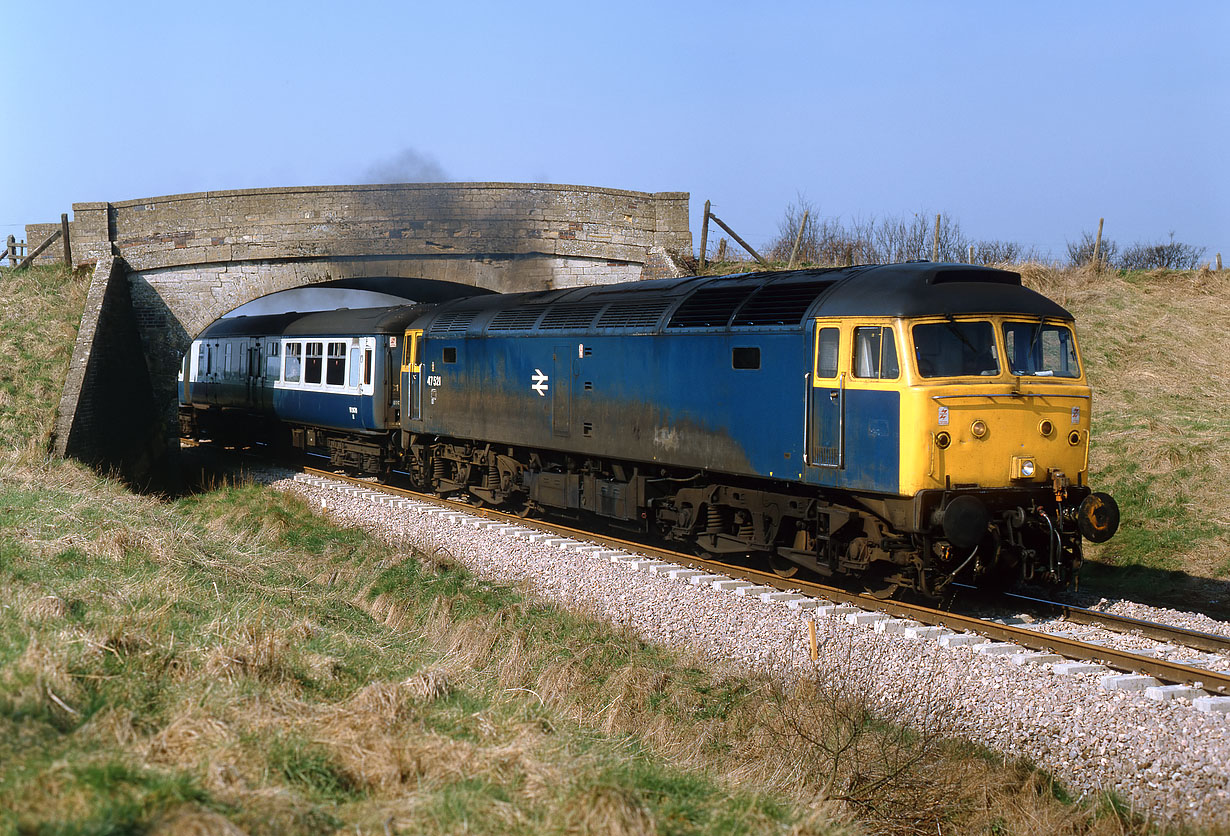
[
  {"xmin": 1118, "ymin": 233, "xmax": 1207, "ymax": 271},
  {"xmin": 1066, "ymin": 230, "xmax": 1118, "ymax": 269}
]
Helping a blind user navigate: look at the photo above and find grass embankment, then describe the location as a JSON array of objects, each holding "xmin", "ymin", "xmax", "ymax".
[
  {"xmin": 0, "ymin": 264, "xmax": 1202, "ymax": 834},
  {"xmin": 1018, "ymin": 265, "xmax": 1230, "ymax": 607}
]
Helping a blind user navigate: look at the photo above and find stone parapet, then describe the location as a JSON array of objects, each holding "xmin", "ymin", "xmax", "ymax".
[{"xmin": 49, "ymin": 183, "xmax": 689, "ymax": 273}]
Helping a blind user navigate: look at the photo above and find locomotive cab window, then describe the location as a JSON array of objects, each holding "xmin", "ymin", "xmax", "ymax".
[
  {"xmin": 912, "ymin": 320, "xmax": 999, "ymax": 378},
  {"xmin": 1002, "ymin": 322, "xmax": 1080, "ymax": 378},
  {"xmin": 815, "ymin": 328, "xmax": 840, "ymax": 378},
  {"xmin": 852, "ymin": 326, "xmax": 900, "ymax": 379},
  {"xmin": 732, "ymin": 346, "xmax": 760, "ymax": 370}
]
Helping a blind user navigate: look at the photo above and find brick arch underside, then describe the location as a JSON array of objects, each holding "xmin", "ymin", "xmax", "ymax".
[{"xmin": 122, "ymin": 252, "xmax": 652, "ymax": 489}]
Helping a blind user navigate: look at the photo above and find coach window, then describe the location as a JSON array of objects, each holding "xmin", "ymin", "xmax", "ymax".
[
  {"xmin": 305, "ymin": 342, "xmax": 323, "ymax": 384},
  {"xmin": 285, "ymin": 342, "xmax": 302, "ymax": 383},
  {"xmin": 224, "ymin": 343, "xmax": 232, "ymax": 376},
  {"xmin": 363, "ymin": 348, "xmax": 373, "ymax": 386},
  {"xmin": 326, "ymin": 342, "xmax": 346, "ymax": 386},
  {"xmin": 853, "ymin": 326, "xmax": 900, "ymax": 379},
  {"xmin": 349, "ymin": 346, "xmax": 361, "ymax": 387},
  {"xmin": 815, "ymin": 328, "xmax": 840, "ymax": 378},
  {"xmin": 267, "ymin": 343, "xmax": 280, "ymax": 378}
]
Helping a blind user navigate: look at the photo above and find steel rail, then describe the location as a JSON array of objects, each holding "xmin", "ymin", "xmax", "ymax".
[
  {"xmin": 997, "ymin": 590, "xmax": 1230, "ymax": 655},
  {"xmin": 302, "ymin": 466, "xmax": 1230, "ymax": 694}
]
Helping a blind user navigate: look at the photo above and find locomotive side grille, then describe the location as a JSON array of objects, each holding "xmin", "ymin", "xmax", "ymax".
[
  {"xmin": 731, "ymin": 281, "xmax": 836, "ymax": 326},
  {"xmin": 667, "ymin": 287, "xmax": 756, "ymax": 329},
  {"xmin": 596, "ymin": 300, "xmax": 672, "ymax": 329},
  {"xmin": 430, "ymin": 310, "xmax": 479, "ymax": 334},
  {"xmin": 488, "ymin": 306, "xmax": 548, "ymax": 331},
  {"xmin": 539, "ymin": 303, "xmax": 605, "ymax": 330}
]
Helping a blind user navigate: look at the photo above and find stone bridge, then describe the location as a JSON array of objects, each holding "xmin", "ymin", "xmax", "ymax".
[{"xmin": 49, "ymin": 183, "xmax": 692, "ymax": 486}]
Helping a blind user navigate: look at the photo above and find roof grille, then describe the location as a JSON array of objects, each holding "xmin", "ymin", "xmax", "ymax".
[
  {"xmin": 429, "ymin": 310, "xmax": 478, "ymax": 334},
  {"xmin": 597, "ymin": 300, "xmax": 672, "ymax": 329},
  {"xmin": 731, "ymin": 281, "xmax": 835, "ymax": 326},
  {"xmin": 488, "ymin": 306, "xmax": 548, "ymax": 331},
  {"xmin": 666, "ymin": 287, "xmax": 756, "ymax": 329},
  {"xmin": 539, "ymin": 303, "xmax": 604, "ymax": 330}
]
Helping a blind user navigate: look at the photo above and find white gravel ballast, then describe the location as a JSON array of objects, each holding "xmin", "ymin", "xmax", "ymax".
[{"xmin": 273, "ymin": 472, "xmax": 1230, "ymax": 826}]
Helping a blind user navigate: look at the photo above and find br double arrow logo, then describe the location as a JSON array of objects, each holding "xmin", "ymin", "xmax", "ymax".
[{"xmin": 531, "ymin": 369, "xmax": 549, "ymax": 396}]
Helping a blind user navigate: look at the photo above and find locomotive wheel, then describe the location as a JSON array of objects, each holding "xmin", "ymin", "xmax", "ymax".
[
  {"xmin": 768, "ymin": 553, "xmax": 800, "ymax": 578},
  {"xmin": 861, "ymin": 564, "xmax": 903, "ymax": 600}
]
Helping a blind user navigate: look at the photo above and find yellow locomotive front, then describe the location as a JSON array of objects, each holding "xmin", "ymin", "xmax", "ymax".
[{"xmin": 896, "ymin": 313, "xmax": 1119, "ymax": 590}]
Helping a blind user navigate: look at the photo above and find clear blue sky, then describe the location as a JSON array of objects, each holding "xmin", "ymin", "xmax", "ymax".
[{"xmin": 3, "ymin": 0, "xmax": 1227, "ymax": 263}]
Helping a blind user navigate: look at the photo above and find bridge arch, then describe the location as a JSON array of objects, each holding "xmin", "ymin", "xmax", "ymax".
[{"xmin": 52, "ymin": 182, "xmax": 692, "ymax": 486}]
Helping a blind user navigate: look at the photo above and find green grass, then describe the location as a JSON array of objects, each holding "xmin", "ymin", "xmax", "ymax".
[{"xmin": 0, "ymin": 262, "xmax": 1215, "ymax": 834}]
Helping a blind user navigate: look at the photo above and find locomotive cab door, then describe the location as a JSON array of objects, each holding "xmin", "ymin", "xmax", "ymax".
[
  {"xmin": 404, "ymin": 329, "xmax": 423, "ymax": 423},
  {"xmin": 808, "ymin": 322, "xmax": 844, "ymax": 469}
]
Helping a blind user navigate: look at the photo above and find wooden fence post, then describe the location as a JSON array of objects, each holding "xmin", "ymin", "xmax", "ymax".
[
  {"xmin": 5, "ymin": 235, "xmax": 14, "ymax": 267},
  {"xmin": 787, "ymin": 209, "xmax": 809, "ymax": 269},
  {"xmin": 16, "ymin": 229, "xmax": 62, "ymax": 269},
  {"xmin": 707, "ymin": 212, "xmax": 768, "ymax": 267},
  {"xmin": 932, "ymin": 213, "xmax": 941, "ymax": 262},
  {"xmin": 716, "ymin": 238, "xmax": 727, "ymax": 262},
  {"xmin": 60, "ymin": 213, "xmax": 71, "ymax": 268},
  {"xmin": 1217, "ymin": 253, "xmax": 1223, "ymax": 271},
  {"xmin": 1092, "ymin": 217, "xmax": 1104, "ymax": 272},
  {"xmin": 968, "ymin": 244, "xmax": 974, "ymax": 264},
  {"xmin": 698, "ymin": 200, "xmax": 711, "ymax": 271}
]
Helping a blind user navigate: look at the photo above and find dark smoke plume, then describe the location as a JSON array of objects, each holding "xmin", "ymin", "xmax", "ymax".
[{"xmin": 361, "ymin": 148, "xmax": 451, "ymax": 184}]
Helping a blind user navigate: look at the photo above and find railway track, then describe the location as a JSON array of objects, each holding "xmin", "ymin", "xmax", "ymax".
[{"xmin": 300, "ymin": 466, "xmax": 1230, "ymax": 695}]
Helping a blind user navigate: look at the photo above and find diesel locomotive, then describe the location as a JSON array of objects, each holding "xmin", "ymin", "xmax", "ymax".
[{"xmin": 180, "ymin": 262, "xmax": 1120, "ymax": 598}]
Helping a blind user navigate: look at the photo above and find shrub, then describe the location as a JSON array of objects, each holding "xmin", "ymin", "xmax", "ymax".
[{"xmin": 1118, "ymin": 233, "xmax": 1207, "ymax": 271}]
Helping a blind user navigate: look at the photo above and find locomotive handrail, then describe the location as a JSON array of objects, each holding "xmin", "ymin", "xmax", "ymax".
[
  {"xmin": 802, "ymin": 372, "xmax": 812, "ymax": 466},
  {"xmin": 929, "ymin": 392, "xmax": 1090, "ymax": 401}
]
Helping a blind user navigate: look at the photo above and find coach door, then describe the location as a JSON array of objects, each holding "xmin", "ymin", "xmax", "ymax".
[
  {"xmin": 248, "ymin": 339, "xmax": 263, "ymax": 407},
  {"xmin": 807, "ymin": 322, "xmax": 844, "ymax": 469}
]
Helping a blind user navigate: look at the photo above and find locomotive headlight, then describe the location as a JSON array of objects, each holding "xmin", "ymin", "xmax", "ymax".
[
  {"xmin": 970, "ymin": 419, "xmax": 988, "ymax": 439},
  {"xmin": 1038, "ymin": 419, "xmax": 1054, "ymax": 437},
  {"xmin": 1013, "ymin": 457, "xmax": 1037, "ymax": 479},
  {"xmin": 1021, "ymin": 460, "xmax": 1035, "ymax": 477},
  {"xmin": 1068, "ymin": 430, "xmax": 1082, "ymax": 446}
]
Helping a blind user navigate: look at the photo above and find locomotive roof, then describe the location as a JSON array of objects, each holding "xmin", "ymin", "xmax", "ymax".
[
  {"xmin": 196, "ymin": 305, "xmax": 427, "ymax": 340},
  {"xmin": 411, "ymin": 262, "xmax": 1074, "ymax": 337}
]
